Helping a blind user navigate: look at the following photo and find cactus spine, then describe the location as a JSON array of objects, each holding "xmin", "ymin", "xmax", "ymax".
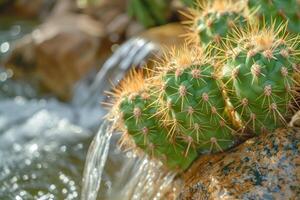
[
  {"xmin": 154, "ymin": 48, "xmax": 236, "ymax": 154},
  {"xmin": 110, "ymin": 71, "xmax": 197, "ymax": 171},
  {"xmin": 222, "ymin": 22, "xmax": 300, "ymax": 134}
]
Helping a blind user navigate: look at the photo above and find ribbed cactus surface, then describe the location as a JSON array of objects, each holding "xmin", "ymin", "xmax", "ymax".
[
  {"xmin": 119, "ymin": 90, "xmax": 197, "ymax": 170},
  {"xmin": 157, "ymin": 51, "xmax": 236, "ymax": 154},
  {"xmin": 222, "ymin": 23, "xmax": 300, "ymax": 134}
]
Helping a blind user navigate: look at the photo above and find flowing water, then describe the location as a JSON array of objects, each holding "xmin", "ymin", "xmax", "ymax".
[{"xmin": 0, "ymin": 19, "xmax": 180, "ymax": 200}]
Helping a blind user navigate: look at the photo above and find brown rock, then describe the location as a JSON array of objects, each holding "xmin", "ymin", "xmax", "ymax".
[
  {"xmin": 5, "ymin": 14, "xmax": 108, "ymax": 100},
  {"xmin": 12, "ymin": 0, "xmax": 57, "ymax": 19},
  {"xmin": 140, "ymin": 23, "xmax": 187, "ymax": 48},
  {"xmin": 178, "ymin": 127, "xmax": 300, "ymax": 199}
]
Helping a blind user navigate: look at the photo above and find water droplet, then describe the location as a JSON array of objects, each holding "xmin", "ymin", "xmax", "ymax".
[
  {"xmin": 0, "ymin": 42, "xmax": 10, "ymax": 53},
  {"xmin": 0, "ymin": 72, "xmax": 7, "ymax": 82},
  {"xmin": 15, "ymin": 195, "xmax": 22, "ymax": 200},
  {"xmin": 49, "ymin": 184, "xmax": 56, "ymax": 191},
  {"xmin": 62, "ymin": 188, "xmax": 68, "ymax": 194},
  {"xmin": 29, "ymin": 143, "xmax": 38, "ymax": 152},
  {"xmin": 24, "ymin": 159, "xmax": 31, "ymax": 166},
  {"xmin": 60, "ymin": 145, "xmax": 67, "ymax": 152}
]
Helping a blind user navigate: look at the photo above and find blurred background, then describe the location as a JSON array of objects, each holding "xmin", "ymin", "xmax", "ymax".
[{"xmin": 0, "ymin": 0, "xmax": 189, "ymax": 199}]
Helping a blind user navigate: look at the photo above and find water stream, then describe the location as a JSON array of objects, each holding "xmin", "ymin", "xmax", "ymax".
[{"xmin": 0, "ymin": 19, "xmax": 180, "ymax": 199}]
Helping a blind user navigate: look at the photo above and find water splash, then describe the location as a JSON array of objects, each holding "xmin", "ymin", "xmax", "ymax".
[
  {"xmin": 81, "ymin": 120, "xmax": 112, "ymax": 200},
  {"xmin": 102, "ymin": 153, "xmax": 182, "ymax": 200},
  {"xmin": 81, "ymin": 129, "xmax": 182, "ymax": 200}
]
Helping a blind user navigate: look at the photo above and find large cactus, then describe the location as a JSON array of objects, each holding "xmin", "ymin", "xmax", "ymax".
[
  {"xmin": 222, "ymin": 22, "xmax": 300, "ymax": 134},
  {"xmin": 184, "ymin": 0, "xmax": 249, "ymax": 47}
]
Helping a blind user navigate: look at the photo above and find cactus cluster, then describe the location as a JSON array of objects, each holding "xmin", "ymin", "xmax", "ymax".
[{"xmin": 109, "ymin": 0, "xmax": 300, "ymax": 171}]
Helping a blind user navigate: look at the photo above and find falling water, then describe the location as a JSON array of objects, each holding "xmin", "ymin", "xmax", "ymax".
[
  {"xmin": 81, "ymin": 127, "xmax": 182, "ymax": 200},
  {"xmin": 100, "ymin": 151, "xmax": 182, "ymax": 200},
  {"xmin": 72, "ymin": 37, "xmax": 158, "ymax": 107},
  {"xmin": 80, "ymin": 38, "xmax": 182, "ymax": 200},
  {"xmin": 81, "ymin": 120, "xmax": 112, "ymax": 200}
]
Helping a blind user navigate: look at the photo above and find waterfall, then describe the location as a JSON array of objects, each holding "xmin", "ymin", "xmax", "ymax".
[{"xmin": 81, "ymin": 120, "xmax": 112, "ymax": 200}]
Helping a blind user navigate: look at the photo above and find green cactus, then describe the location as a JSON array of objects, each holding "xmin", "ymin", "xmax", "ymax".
[
  {"xmin": 248, "ymin": 0, "xmax": 300, "ymax": 33},
  {"xmin": 155, "ymin": 48, "xmax": 236, "ymax": 154},
  {"xmin": 127, "ymin": 0, "xmax": 171, "ymax": 28},
  {"xmin": 111, "ymin": 71, "xmax": 197, "ymax": 171},
  {"xmin": 222, "ymin": 22, "xmax": 300, "ymax": 134},
  {"xmin": 110, "ymin": 0, "xmax": 300, "ymax": 171},
  {"xmin": 185, "ymin": 0, "xmax": 248, "ymax": 47},
  {"xmin": 180, "ymin": 0, "xmax": 197, "ymax": 7},
  {"xmin": 120, "ymin": 91, "xmax": 198, "ymax": 170}
]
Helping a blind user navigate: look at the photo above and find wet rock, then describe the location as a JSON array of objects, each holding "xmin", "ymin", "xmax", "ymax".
[
  {"xmin": 178, "ymin": 127, "xmax": 300, "ymax": 199},
  {"xmin": 4, "ymin": 14, "xmax": 108, "ymax": 100}
]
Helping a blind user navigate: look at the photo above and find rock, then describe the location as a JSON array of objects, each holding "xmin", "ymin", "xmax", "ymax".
[
  {"xmin": 4, "ymin": 14, "xmax": 108, "ymax": 100},
  {"xmin": 178, "ymin": 127, "xmax": 300, "ymax": 199},
  {"xmin": 11, "ymin": 0, "xmax": 57, "ymax": 19},
  {"xmin": 140, "ymin": 23, "xmax": 187, "ymax": 48}
]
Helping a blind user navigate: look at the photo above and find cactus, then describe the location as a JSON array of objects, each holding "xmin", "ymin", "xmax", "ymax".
[
  {"xmin": 180, "ymin": 0, "xmax": 197, "ymax": 7},
  {"xmin": 127, "ymin": 0, "xmax": 172, "ymax": 28},
  {"xmin": 154, "ymin": 47, "xmax": 236, "ymax": 154},
  {"xmin": 110, "ymin": 70, "xmax": 197, "ymax": 171},
  {"xmin": 109, "ymin": 0, "xmax": 300, "ymax": 171},
  {"xmin": 109, "ymin": 47, "xmax": 239, "ymax": 171},
  {"xmin": 248, "ymin": 0, "xmax": 300, "ymax": 33},
  {"xmin": 222, "ymin": 22, "xmax": 300, "ymax": 134},
  {"xmin": 184, "ymin": 0, "xmax": 249, "ymax": 47}
]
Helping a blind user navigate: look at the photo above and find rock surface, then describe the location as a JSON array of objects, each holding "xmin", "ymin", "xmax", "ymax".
[
  {"xmin": 7, "ymin": 0, "xmax": 57, "ymax": 19},
  {"xmin": 178, "ymin": 127, "xmax": 300, "ymax": 199},
  {"xmin": 4, "ymin": 14, "xmax": 107, "ymax": 100}
]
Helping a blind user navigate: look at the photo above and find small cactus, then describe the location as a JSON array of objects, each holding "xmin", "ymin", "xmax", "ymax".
[
  {"xmin": 184, "ymin": 0, "xmax": 249, "ymax": 47},
  {"xmin": 153, "ymin": 47, "xmax": 237, "ymax": 154},
  {"xmin": 109, "ymin": 70, "xmax": 197, "ymax": 171},
  {"xmin": 222, "ymin": 22, "xmax": 300, "ymax": 134}
]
